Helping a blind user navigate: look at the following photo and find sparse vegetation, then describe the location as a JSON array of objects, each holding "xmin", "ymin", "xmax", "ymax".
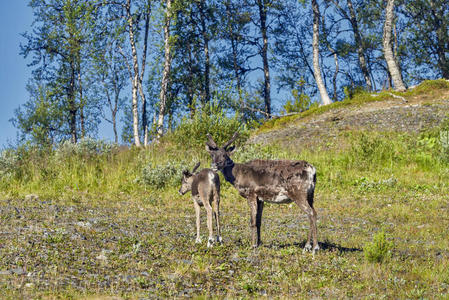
[{"xmin": 1, "ymin": 89, "xmax": 449, "ymax": 298}]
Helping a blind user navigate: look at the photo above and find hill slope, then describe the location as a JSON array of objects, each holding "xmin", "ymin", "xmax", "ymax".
[{"xmin": 250, "ymin": 91, "xmax": 449, "ymax": 151}]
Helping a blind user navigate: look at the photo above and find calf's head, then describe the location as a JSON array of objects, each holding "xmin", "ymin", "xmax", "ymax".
[
  {"xmin": 178, "ymin": 162, "xmax": 201, "ymax": 195},
  {"xmin": 206, "ymin": 132, "xmax": 238, "ymax": 171}
]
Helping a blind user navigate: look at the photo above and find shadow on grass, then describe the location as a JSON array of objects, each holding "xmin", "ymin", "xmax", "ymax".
[{"xmin": 265, "ymin": 240, "xmax": 362, "ymax": 253}]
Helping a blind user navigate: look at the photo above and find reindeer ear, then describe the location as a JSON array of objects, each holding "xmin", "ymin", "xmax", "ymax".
[
  {"xmin": 205, "ymin": 144, "xmax": 217, "ymax": 152},
  {"xmin": 182, "ymin": 170, "xmax": 191, "ymax": 177},
  {"xmin": 205, "ymin": 133, "xmax": 218, "ymax": 149},
  {"xmin": 192, "ymin": 162, "xmax": 201, "ymax": 173}
]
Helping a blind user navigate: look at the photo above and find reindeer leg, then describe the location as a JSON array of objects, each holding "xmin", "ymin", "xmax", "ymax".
[
  {"xmin": 247, "ymin": 195, "xmax": 259, "ymax": 248},
  {"xmin": 213, "ymin": 193, "xmax": 222, "ymax": 244},
  {"xmin": 310, "ymin": 206, "xmax": 319, "ymax": 254},
  {"xmin": 307, "ymin": 187, "xmax": 319, "ymax": 254},
  {"xmin": 293, "ymin": 190, "xmax": 319, "ymax": 254},
  {"xmin": 202, "ymin": 192, "xmax": 215, "ymax": 248},
  {"xmin": 193, "ymin": 199, "xmax": 202, "ymax": 244},
  {"xmin": 256, "ymin": 199, "xmax": 264, "ymax": 246}
]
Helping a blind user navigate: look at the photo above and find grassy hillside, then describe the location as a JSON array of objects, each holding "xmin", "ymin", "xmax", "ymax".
[{"xmin": 1, "ymin": 80, "xmax": 449, "ymax": 298}]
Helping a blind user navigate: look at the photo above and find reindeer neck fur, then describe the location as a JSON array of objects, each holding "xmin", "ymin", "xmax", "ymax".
[{"xmin": 220, "ymin": 161, "xmax": 237, "ymax": 186}]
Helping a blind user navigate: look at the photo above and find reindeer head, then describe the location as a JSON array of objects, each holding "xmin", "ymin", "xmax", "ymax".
[
  {"xmin": 178, "ymin": 162, "xmax": 201, "ymax": 195},
  {"xmin": 205, "ymin": 132, "xmax": 239, "ymax": 171}
]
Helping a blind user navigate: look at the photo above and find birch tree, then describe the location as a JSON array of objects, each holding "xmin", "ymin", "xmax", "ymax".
[
  {"xmin": 383, "ymin": 0, "xmax": 406, "ymax": 91},
  {"xmin": 312, "ymin": 0, "xmax": 332, "ymax": 105},
  {"xmin": 156, "ymin": 0, "xmax": 173, "ymax": 140},
  {"xmin": 257, "ymin": 0, "xmax": 272, "ymax": 117}
]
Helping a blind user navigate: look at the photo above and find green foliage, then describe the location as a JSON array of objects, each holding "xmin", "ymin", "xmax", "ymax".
[
  {"xmin": 417, "ymin": 117, "xmax": 449, "ymax": 163},
  {"xmin": 165, "ymin": 103, "xmax": 249, "ymax": 148},
  {"xmin": 13, "ymin": 83, "xmax": 65, "ymax": 146},
  {"xmin": 402, "ymin": 1, "xmax": 449, "ymax": 78},
  {"xmin": 282, "ymin": 79, "xmax": 316, "ymax": 114},
  {"xmin": 0, "ymin": 150, "xmax": 20, "ymax": 180},
  {"xmin": 232, "ymin": 144, "xmax": 288, "ymax": 162},
  {"xmin": 139, "ymin": 161, "xmax": 185, "ymax": 189},
  {"xmin": 55, "ymin": 138, "xmax": 118, "ymax": 160},
  {"xmin": 343, "ymin": 85, "xmax": 369, "ymax": 101},
  {"xmin": 364, "ymin": 230, "xmax": 394, "ymax": 263}
]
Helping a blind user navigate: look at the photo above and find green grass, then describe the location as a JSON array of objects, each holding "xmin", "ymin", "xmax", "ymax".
[{"xmin": 1, "ymin": 99, "xmax": 449, "ymax": 298}]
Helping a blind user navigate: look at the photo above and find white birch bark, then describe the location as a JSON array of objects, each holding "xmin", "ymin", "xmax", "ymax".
[
  {"xmin": 312, "ymin": 0, "xmax": 332, "ymax": 106},
  {"xmin": 156, "ymin": 0, "xmax": 172, "ymax": 140},
  {"xmin": 126, "ymin": 0, "xmax": 141, "ymax": 147},
  {"xmin": 383, "ymin": 0, "xmax": 406, "ymax": 91}
]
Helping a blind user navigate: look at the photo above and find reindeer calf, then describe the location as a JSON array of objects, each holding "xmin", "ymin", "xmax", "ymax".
[{"xmin": 179, "ymin": 162, "xmax": 221, "ymax": 247}]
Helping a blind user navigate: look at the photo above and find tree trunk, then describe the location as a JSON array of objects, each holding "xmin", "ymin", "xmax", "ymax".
[
  {"xmin": 257, "ymin": 0, "xmax": 271, "ymax": 118},
  {"xmin": 429, "ymin": 0, "xmax": 449, "ymax": 78},
  {"xmin": 225, "ymin": 0, "xmax": 244, "ymax": 117},
  {"xmin": 78, "ymin": 63, "xmax": 85, "ymax": 139},
  {"xmin": 156, "ymin": 0, "xmax": 172, "ymax": 140},
  {"xmin": 140, "ymin": 0, "xmax": 151, "ymax": 146},
  {"xmin": 383, "ymin": 0, "xmax": 406, "ymax": 91},
  {"xmin": 312, "ymin": 0, "xmax": 332, "ymax": 105},
  {"xmin": 199, "ymin": 0, "xmax": 210, "ymax": 105},
  {"xmin": 112, "ymin": 73, "xmax": 119, "ymax": 144},
  {"xmin": 346, "ymin": 0, "xmax": 373, "ymax": 91},
  {"xmin": 328, "ymin": 46, "xmax": 339, "ymax": 101},
  {"xmin": 126, "ymin": 0, "xmax": 141, "ymax": 147},
  {"xmin": 69, "ymin": 60, "xmax": 77, "ymax": 143},
  {"xmin": 187, "ymin": 41, "xmax": 196, "ymax": 118}
]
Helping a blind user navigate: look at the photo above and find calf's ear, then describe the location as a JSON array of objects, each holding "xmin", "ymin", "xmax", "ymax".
[
  {"xmin": 205, "ymin": 144, "xmax": 217, "ymax": 153},
  {"xmin": 226, "ymin": 145, "xmax": 236, "ymax": 155},
  {"xmin": 182, "ymin": 170, "xmax": 191, "ymax": 176}
]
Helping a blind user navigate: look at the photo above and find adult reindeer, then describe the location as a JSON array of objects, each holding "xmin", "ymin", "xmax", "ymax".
[{"xmin": 205, "ymin": 132, "xmax": 319, "ymax": 253}]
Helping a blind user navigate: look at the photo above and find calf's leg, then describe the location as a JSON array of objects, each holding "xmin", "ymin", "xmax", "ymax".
[{"xmin": 193, "ymin": 199, "xmax": 202, "ymax": 244}]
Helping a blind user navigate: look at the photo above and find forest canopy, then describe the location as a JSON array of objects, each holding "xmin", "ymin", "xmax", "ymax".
[{"xmin": 14, "ymin": 0, "xmax": 449, "ymax": 146}]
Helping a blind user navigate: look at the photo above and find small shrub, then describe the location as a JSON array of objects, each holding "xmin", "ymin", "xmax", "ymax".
[
  {"xmin": 166, "ymin": 103, "xmax": 249, "ymax": 149},
  {"xmin": 139, "ymin": 161, "xmax": 186, "ymax": 189},
  {"xmin": 232, "ymin": 144, "xmax": 288, "ymax": 162},
  {"xmin": 343, "ymin": 85, "xmax": 368, "ymax": 101},
  {"xmin": 55, "ymin": 138, "xmax": 118, "ymax": 160},
  {"xmin": 364, "ymin": 230, "xmax": 394, "ymax": 263},
  {"xmin": 354, "ymin": 176, "xmax": 397, "ymax": 192},
  {"xmin": 0, "ymin": 149, "xmax": 20, "ymax": 179}
]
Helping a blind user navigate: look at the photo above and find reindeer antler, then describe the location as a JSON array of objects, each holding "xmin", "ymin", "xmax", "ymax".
[
  {"xmin": 206, "ymin": 133, "xmax": 218, "ymax": 148},
  {"xmin": 223, "ymin": 131, "xmax": 239, "ymax": 150},
  {"xmin": 191, "ymin": 162, "xmax": 201, "ymax": 173}
]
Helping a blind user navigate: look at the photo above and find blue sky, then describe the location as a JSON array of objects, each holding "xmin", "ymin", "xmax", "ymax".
[{"xmin": 0, "ymin": 1, "xmax": 33, "ymax": 148}]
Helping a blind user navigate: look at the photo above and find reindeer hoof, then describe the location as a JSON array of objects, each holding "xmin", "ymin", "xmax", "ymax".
[
  {"xmin": 216, "ymin": 236, "xmax": 223, "ymax": 244},
  {"xmin": 195, "ymin": 238, "xmax": 202, "ymax": 244},
  {"xmin": 312, "ymin": 245, "xmax": 320, "ymax": 255},
  {"xmin": 207, "ymin": 238, "xmax": 214, "ymax": 248},
  {"xmin": 303, "ymin": 243, "xmax": 312, "ymax": 253},
  {"xmin": 251, "ymin": 241, "xmax": 262, "ymax": 249}
]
